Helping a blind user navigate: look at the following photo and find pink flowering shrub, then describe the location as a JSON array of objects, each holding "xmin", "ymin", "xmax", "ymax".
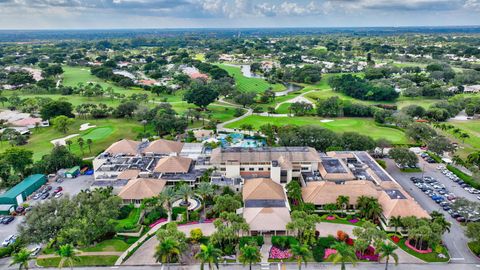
[
  {"xmin": 348, "ymin": 218, "xmax": 359, "ymax": 223},
  {"xmin": 324, "ymin": 248, "xmax": 337, "ymax": 259},
  {"xmin": 269, "ymin": 246, "xmax": 292, "ymax": 259},
  {"xmin": 326, "ymin": 216, "xmax": 336, "ymax": 220}
]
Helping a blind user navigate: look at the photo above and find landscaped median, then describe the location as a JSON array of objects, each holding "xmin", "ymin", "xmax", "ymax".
[
  {"xmin": 389, "ymin": 233, "xmax": 450, "ymax": 263},
  {"xmin": 37, "ymin": 255, "xmax": 119, "ymax": 267}
]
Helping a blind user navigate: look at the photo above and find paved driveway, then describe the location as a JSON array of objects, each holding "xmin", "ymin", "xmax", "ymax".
[
  {"xmin": 123, "ymin": 223, "xmax": 216, "ymax": 265},
  {"xmin": 385, "ymin": 158, "xmax": 479, "ymax": 263}
]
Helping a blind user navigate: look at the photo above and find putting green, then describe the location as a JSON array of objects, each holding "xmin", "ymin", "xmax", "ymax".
[{"xmin": 81, "ymin": 127, "xmax": 114, "ymax": 141}]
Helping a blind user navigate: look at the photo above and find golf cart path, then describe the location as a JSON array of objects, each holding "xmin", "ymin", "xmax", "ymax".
[
  {"xmin": 216, "ymin": 97, "xmax": 253, "ymax": 133},
  {"xmin": 274, "ymin": 90, "xmax": 316, "ymax": 110}
]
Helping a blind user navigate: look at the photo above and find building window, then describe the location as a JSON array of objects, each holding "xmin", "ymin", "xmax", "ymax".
[
  {"xmin": 240, "ymin": 168, "xmax": 245, "ymax": 171},
  {"xmin": 220, "ymin": 168, "xmax": 226, "ymax": 171},
  {"xmin": 301, "ymin": 167, "xmax": 309, "ymax": 171},
  {"xmin": 249, "ymin": 168, "xmax": 254, "ymax": 171},
  {"xmin": 259, "ymin": 168, "xmax": 264, "ymax": 171}
]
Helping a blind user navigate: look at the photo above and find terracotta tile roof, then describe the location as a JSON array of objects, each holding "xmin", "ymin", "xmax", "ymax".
[
  {"xmin": 105, "ymin": 139, "xmax": 140, "ymax": 155},
  {"xmin": 302, "ymin": 180, "xmax": 379, "ymax": 206},
  {"xmin": 378, "ymin": 191, "xmax": 430, "ymax": 219},
  {"xmin": 117, "ymin": 169, "xmax": 140, "ymax": 180},
  {"xmin": 210, "ymin": 147, "xmax": 321, "ymax": 164},
  {"xmin": 118, "ymin": 178, "xmax": 166, "ymax": 200},
  {"xmin": 243, "ymin": 178, "xmax": 286, "ymax": 201},
  {"xmin": 154, "ymin": 156, "xmax": 192, "ymax": 173},
  {"xmin": 243, "ymin": 207, "xmax": 291, "ymax": 231},
  {"xmin": 143, "ymin": 139, "xmax": 184, "ymax": 154}
]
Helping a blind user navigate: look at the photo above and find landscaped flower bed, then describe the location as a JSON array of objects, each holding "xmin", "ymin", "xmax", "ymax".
[
  {"xmin": 149, "ymin": 218, "xmax": 167, "ymax": 228},
  {"xmin": 391, "ymin": 235, "xmax": 400, "ymax": 243},
  {"xmin": 269, "ymin": 246, "xmax": 292, "ymax": 259},
  {"xmin": 405, "ymin": 239, "xmax": 432, "ymax": 254},
  {"xmin": 356, "ymin": 246, "xmax": 379, "ymax": 261},
  {"xmin": 326, "ymin": 216, "xmax": 336, "ymax": 220},
  {"xmin": 348, "ymin": 218, "xmax": 359, "ymax": 223},
  {"xmin": 324, "ymin": 248, "xmax": 337, "ymax": 259}
]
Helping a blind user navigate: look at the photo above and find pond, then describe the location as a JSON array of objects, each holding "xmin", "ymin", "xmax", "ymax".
[{"xmin": 275, "ymin": 82, "xmax": 304, "ymax": 97}]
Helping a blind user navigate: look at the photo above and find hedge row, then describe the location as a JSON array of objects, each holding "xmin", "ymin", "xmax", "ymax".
[{"xmin": 447, "ymin": 165, "xmax": 479, "ymax": 189}]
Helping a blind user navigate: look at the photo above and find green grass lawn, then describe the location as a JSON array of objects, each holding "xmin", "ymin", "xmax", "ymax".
[
  {"xmin": 37, "ymin": 255, "xmax": 119, "ymax": 267},
  {"xmin": 217, "ymin": 63, "xmax": 285, "ymax": 93},
  {"xmin": 0, "ymin": 118, "xmax": 143, "ymax": 160},
  {"xmin": 442, "ymin": 119, "xmax": 480, "ymax": 158},
  {"xmin": 225, "ymin": 115, "xmax": 409, "ymax": 144},
  {"xmin": 81, "ymin": 239, "xmax": 131, "ymax": 252},
  {"xmin": 114, "ymin": 207, "xmax": 141, "ymax": 232}
]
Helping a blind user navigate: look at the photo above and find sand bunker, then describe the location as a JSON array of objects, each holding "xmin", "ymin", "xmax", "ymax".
[
  {"xmin": 80, "ymin": 123, "xmax": 97, "ymax": 131},
  {"xmin": 51, "ymin": 134, "xmax": 79, "ymax": 146},
  {"xmin": 320, "ymin": 119, "xmax": 334, "ymax": 123}
]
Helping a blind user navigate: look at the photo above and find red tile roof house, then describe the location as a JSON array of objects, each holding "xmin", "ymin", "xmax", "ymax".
[{"xmin": 189, "ymin": 72, "xmax": 209, "ymax": 80}]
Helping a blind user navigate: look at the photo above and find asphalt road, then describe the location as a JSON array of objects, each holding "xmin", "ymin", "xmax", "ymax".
[{"xmin": 384, "ymin": 158, "xmax": 479, "ymax": 264}]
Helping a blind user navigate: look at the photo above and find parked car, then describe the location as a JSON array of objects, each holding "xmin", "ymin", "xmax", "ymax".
[
  {"xmin": 1, "ymin": 216, "xmax": 14, "ymax": 224},
  {"xmin": 15, "ymin": 206, "xmax": 25, "ymax": 214},
  {"xmin": 2, "ymin": 235, "xmax": 16, "ymax": 247},
  {"xmin": 32, "ymin": 193, "xmax": 42, "ymax": 200},
  {"xmin": 30, "ymin": 246, "xmax": 41, "ymax": 256},
  {"xmin": 54, "ymin": 192, "xmax": 63, "ymax": 199},
  {"xmin": 41, "ymin": 192, "xmax": 50, "ymax": 200},
  {"xmin": 53, "ymin": 186, "xmax": 63, "ymax": 194}
]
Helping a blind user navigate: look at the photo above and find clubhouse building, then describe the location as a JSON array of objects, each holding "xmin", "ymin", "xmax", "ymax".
[{"xmin": 95, "ymin": 139, "xmax": 429, "ymax": 232}]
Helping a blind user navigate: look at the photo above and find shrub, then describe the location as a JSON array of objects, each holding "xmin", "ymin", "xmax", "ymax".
[
  {"xmin": 468, "ymin": 241, "xmax": 480, "ymax": 255},
  {"xmin": 143, "ymin": 208, "xmax": 167, "ymax": 225},
  {"xmin": 447, "ymin": 165, "xmax": 480, "ymax": 189},
  {"xmin": 337, "ymin": 230, "xmax": 348, "ymax": 241},
  {"xmin": 118, "ymin": 204, "xmax": 134, "ymax": 219},
  {"xmin": 313, "ymin": 236, "xmax": 337, "ymax": 262},
  {"xmin": 239, "ymin": 236, "xmax": 264, "ymax": 247},
  {"xmin": 271, "ymin": 236, "xmax": 298, "ymax": 250},
  {"xmin": 172, "ymin": 207, "xmax": 186, "ymax": 221},
  {"xmin": 190, "ymin": 228, "xmax": 203, "ymax": 243}
]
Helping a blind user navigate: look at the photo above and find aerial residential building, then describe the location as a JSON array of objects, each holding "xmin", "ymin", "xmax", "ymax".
[{"xmin": 118, "ymin": 178, "xmax": 166, "ymax": 205}]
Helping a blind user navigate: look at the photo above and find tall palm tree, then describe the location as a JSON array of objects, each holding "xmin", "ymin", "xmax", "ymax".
[
  {"xmin": 330, "ymin": 242, "xmax": 357, "ymax": 270},
  {"xmin": 357, "ymin": 196, "xmax": 382, "ymax": 221},
  {"xmin": 378, "ymin": 242, "xmax": 399, "ymax": 270},
  {"xmin": 196, "ymin": 182, "xmax": 215, "ymax": 217},
  {"xmin": 431, "ymin": 213, "xmax": 451, "ymax": 234},
  {"xmin": 57, "ymin": 244, "xmax": 78, "ymax": 270},
  {"xmin": 177, "ymin": 184, "xmax": 194, "ymax": 222},
  {"xmin": 155, "ymin": 238, "xmax": 181, "ymax": 270},
  {"xmin": 239, "ymin": 244, "xmax": 262, "ymax": 270},
  {"xmin": 195, "ymin": 243, "xmax": 222, "ymax": 270},
  {"xmin": 9, "ymin": 249, "xmax": 33, "ymax": 270},
  {"xmin": 336, "ymin": 195, "xmax": 350, "ymax": 216},
  {"xmin": 77, "ymin": 137, "xmax": 85, "ymax": 155},
  {"xmin": 158, "ymin": 186, "xmax": 178, "ymax": 222},
  {"xmin": 291, "ymin": 243, "xmax": 311, "ymax": 270},
  {"xmin": 86, "ymin": 138, "xmax": 93, "ymax": 153},
  {"xmin": 388, "ymin": 216, "xmax": 403, "ymax": 234}
]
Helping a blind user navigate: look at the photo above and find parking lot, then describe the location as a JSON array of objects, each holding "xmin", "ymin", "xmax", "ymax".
[
  {"xmin": 0, "ymin": 174, "xmax": 94, "ymax": 248},
  {"xmin": 385, "ymin": 157, "xmax": 479, "ymax": 263}
]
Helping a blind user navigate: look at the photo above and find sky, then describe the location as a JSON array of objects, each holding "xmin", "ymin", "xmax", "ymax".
[{"xmin": 0, "ymin": 0, "xmax": 479, "ymax": 29}]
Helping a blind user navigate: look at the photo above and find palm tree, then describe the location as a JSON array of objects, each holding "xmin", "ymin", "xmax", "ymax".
[
  {"xmin": 57, "ymin": 244, "xmax": 78, "ymax": 270},
  {"xmin": 388, "ymin": 216, "xmax": 403, "ymax": 234},
  {"xmin": 177, "ymin": 184, "xmax": 194, "ymax": 222},
  {"xmin": 195, "ymin": 243, "xmax": 222, "ymax": 270},
  {"xmin": 155, "ymin": 238, "xmax": 181, "ymax": 270},
  {"xmin": 431, "ymin": 213, "xmax": 451, "ymax": 234},
  {"xmin": 291, "ymin": 243, "xmax": 311, "ymax": 270},
  {"xmin": 86, "ymin": 138, "xmax": 93, "ymax": 153},
  {"xmin": 239, "ymin": 244, "xmax": 261, "ymax": 270},
  {"xmin": 196, "ymin": 182, "xmax": 215, "ymax": 217},
  {"xmin": 378, "ymin": 242, "xmax": 399, "ymax": 270},
  {"xmin": 65, "ymin": 140, "xmax": 73, "ymax": 151},
  {"xmin": 336, "ymin": 195, "xmax": 350, "ymax": 216},
  {"xmin": 10, "ymin": 249, "xmax": 33, "ymax": 270},
  {"xmin": 330, "ymin": 242, "xmax": 357, "ymax": 270},
  {"xmin": 356, "ymin": 196, "xmax": 382, "ymax": 221},
  {"xmin": 158, "ymin": 186, "xmax": 178, "ymax": 221},
  {"xmin": 77, "ymin": 137, "xmax": 85, "ymax": 155}
]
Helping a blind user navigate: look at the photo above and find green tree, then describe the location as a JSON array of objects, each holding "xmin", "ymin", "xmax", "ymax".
[
  {"xmin": 239, "ymin": 245, "xmax": 261, "ymax": 270},
  {"xmin": 356, "ymin": 196, "xmax": 383, "ymax": 221},
  {"xmin": 40, "ymin": 100, "xmax": 74, "ymax": 120},
  {"xmin": 176, "ymin": 184, "xmax": 194, "ymax": 221},
  {"xmin": 52, "ymin": 115, "xmax": 75, "ymax": 134},
  {"xmin": 212, "ymin": 194, "xmax": 241, "ymax": 213},
  {"xmin": 389, "ymin": 148, "xmax": 418, "ymax": 168},
  {"xmin": 3, "ymin": 147, "xmax": 33, "ymax": 176},
  {"xmin": 336, "ymin": 195, "xmax": 350, "ymax": 215},
  {"xmin": 184, "ymin": 81, "xmax": 219, "ymax": 110},
  {"xmin": 291, "ymin": 243, "xmax": 311, "ymax": 270},
  {"xmin": 77, "ymin": 138, "xmax": 85, "ymax": 155},
  {"xmin": 330, "ymin": 242, "xmax": 357, "ymax": 270},
  {"xmin": 9, "ymin": 249, "xmax": 33, "ymax": 270},
  {"xmin": 378, "ymin": 242, "xmax": 399, "ymax": 270},
  {"xmin": 196, "ymin": 182, "xmax": 215, "ymax": 217},
  {"xmin": 158, "ymin": 186, "xmax": 178, "ymax": 221},
  {"xmin": 86, "ymin": 139, "xmax": 93, "ymax": 153},
  {"xmin": 233, "ymin": 92, "xmax": 256, "ymax": 108},
  {"xmin": 195, "ymin": 243, "xmax": 222, "ymax": 270},
  {"xmin": 155, "ymin": 238, "xmax": 181, "ymax": 270},
  {"xmin": 286, "ymin": 211, "xmax": 321, "ymax": 245},
  {"xmin": 388, "ymin": 216, "xmax": 403, "ymax": 234},
  {"xmin": 57, "ymin": 244, "xmax": 78, "ymax": 270}
]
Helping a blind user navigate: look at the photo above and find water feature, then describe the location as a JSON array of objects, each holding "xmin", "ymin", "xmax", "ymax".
[{"xmin": 275, "ymin": 82, "xmax": 304, "ymax": 96}]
